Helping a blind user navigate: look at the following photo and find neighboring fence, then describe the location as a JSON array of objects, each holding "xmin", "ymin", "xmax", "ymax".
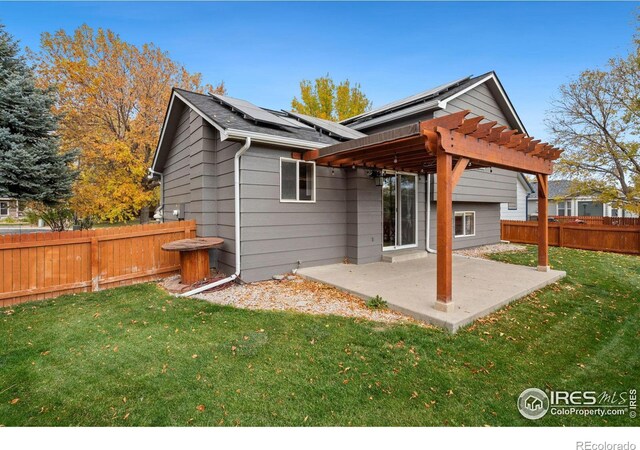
[
  {"xmin": 501, "ymin": 220, "xmax": 640, "ymax": 255},
  {"xmin": 548, "ymin": 215, "xmax": 640, "ymax": 226},
  {"xmin": 0, "ymin": 220, "xmax": 196, "ymax": 307}
]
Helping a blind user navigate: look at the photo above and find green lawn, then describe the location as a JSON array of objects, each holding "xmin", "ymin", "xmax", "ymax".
[{"xmin": 0, "ymin": 246, "xmax": 638, "ymax": 426}]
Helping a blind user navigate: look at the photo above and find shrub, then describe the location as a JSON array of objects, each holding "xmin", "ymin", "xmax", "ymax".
[{"xmin": 366, "ymin": 295, "xmax": 387, "ymax": 309}]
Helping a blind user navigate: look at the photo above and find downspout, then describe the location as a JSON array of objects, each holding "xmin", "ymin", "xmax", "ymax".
[
  {"xmin": 425, "ymin": 173, "xmax": 436, "ymax": 253},
  {"xmin": 147, "ymin": 168, "xmax": 164, "ymax": 223},
  {"xmin": 181, "ymin": 137, "xmax": 252, "ymax": 297}
]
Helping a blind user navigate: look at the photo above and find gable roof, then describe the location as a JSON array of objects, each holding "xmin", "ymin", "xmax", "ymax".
[
  {"xmin": 152, "ymin": 88, "xmax": 343, "ymax": 172},
  {"xmin": 341, "ymin": 71, "xmax": 527, "ymax": 134},
  {"xmin": 530, "ymin": 180, "xmax": 574, "ymax": 200}
]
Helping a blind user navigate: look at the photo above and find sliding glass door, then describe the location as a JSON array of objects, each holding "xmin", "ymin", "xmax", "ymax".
[{"xmin": 382, "ymin": 172, "xmax": 417, "ymax": 250}]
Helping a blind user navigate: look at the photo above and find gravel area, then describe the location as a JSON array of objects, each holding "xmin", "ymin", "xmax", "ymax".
[
  {"xmin": 454, "ymin": 242, "xmax": 527, "ymax": 259},
  {"xmin": 186, "ymin": 276, "xmax": 424, "ymax": 325}
]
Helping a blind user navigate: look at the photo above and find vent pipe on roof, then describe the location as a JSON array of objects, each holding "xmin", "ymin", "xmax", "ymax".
[{"xmin": 181, "ymin": 136, "xmax": 252, "ymax": 297}]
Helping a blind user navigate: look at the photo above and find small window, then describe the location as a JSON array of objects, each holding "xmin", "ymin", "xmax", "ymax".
[
  {"xmin": 280, "ymin": 158, "xmax": 315, "ymax": 202},
  {"xmin": 0, "ymin": 202, "xmax": 7, "ymax": 216},
  {"xmin": 507, "ymin": 202, "xmax": 517, "ymax": 210},
  {"xmin": 558, "ymin": 201, "xmax": 572, "ymax": 216},
  {"xmin": 454, "ymin": 211, "xmax": 475, "ymax": 237}
]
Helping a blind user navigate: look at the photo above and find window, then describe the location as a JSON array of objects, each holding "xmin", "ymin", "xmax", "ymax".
[
  {"xmin": 0, "ymin": 202, "xmax": 7, "ymax": 216},
  {"xmin": 280, "ymin": 158, "xmax": 315, "ymax": 202},
  {"xmin": 557, "ymin": 201, "xmax": 572, "ymax": 216},
  {"xmin": 454, "ymin": 211, "xmax": 475, "ymax": 237},
  {"xmin": 507, "ymin": 202, "xmax": 517, "ymax": 210}
]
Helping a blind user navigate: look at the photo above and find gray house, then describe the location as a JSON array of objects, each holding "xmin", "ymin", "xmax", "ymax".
[
  {"xmin": 528, "ymin": 179, "xmax": 639, "ymax": 219},
  {"xmin": 151, "ymin": 71, "xmax": 526, "ymax": 283}
]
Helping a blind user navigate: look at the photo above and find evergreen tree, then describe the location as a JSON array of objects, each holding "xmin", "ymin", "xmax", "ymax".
[{"xmin": 0, "ymin": 23, "xmax": 75, "ymax": 205}]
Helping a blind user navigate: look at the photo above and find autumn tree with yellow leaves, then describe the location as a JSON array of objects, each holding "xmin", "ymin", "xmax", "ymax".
[
  {"xmin": 291, "ymin": 74, "xmax": 371, "ymax": 121},
  {"xmin": 31, "ymin": 25, "xmax": 225, "ymax": 222}
]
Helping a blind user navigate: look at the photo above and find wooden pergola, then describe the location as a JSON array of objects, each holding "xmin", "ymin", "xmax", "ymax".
[{"xmin": 303, "ymin": 110, "xmax": 562, "ymax": 312}]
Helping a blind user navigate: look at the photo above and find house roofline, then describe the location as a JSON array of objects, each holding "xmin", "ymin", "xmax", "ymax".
[
  {"xmin": 151, "ymin": 90, "xmax": 329, "ymax": 172},
  {"xmin": 437, "ymin": 72, "xmax": 527, "ymax": 135}
]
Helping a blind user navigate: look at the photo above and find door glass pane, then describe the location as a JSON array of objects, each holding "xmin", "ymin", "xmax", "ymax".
[
  {"xmin": 281, "ymin": 160, "xmax": 297, "ymax": 200},
  {"xmin": 298, "ymin": 162, "xmax": 314, "ymax": 201},
  {"xmin": 382, "ymin": 174, "xmax": 396, "ymax": 248},
  {"xmin": 399, "ymin": 174, "xmax": 416, "ymax": 246}
]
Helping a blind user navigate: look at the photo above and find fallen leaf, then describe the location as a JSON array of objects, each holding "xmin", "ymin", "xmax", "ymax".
[
  {"xmin": 192, "ymin": 354, "xmax": 198, "ymax": 359},
  {"xmin": 196, "ymin": 404, "xmax": 205, "ymax": 412},
  {"xmin": 10, "ymin": 398, "xmax": 19, "ymax": 405},
  {"xmin": 41, "ymin": 351, "xmax": 50, "ymax": 356},
  {"xmin": 113, "ymin": 346, "xmax": 119, "ymax": 352},
  {"xmin": 122, "ymin": 397, "xmax": 127, "ymax": 403},
  {"xmin": 123, "ymin": 412, "xmax": 130, "ymax": 420}
]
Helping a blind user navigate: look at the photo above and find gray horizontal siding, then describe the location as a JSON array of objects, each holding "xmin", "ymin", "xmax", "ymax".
[
  {"xmin": 433, "ymin": 82, "xmax": 517, "ymax": 204},
  {"xmin": 427, "ymin": 201, "xmax": 501, "ymax": 250},
  {"xmin": 239, "ymin": 146, "xmax": 348, "ymax": 282}
]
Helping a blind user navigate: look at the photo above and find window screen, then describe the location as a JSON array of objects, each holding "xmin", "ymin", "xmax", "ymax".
[{"xmin": 280, "ymin": 160, "xmax": 297, "ymax": 201}]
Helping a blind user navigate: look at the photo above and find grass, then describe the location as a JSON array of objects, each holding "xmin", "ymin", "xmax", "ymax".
[{"xmin": 0, "ymin": 246, "xmax": 638, "ymax": 426}]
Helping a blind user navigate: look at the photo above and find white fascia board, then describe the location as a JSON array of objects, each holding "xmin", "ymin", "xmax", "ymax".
[
  {"xmin": 225, "ymin": 129, "xmax": 330, "ymax": 149},
  {"xmin": 151, "ymin": 92, "xmax": 177, "ymax": 173},
  {"xmin": 437, "ymin": 73, "xmax": 527, "ymax": 134}
]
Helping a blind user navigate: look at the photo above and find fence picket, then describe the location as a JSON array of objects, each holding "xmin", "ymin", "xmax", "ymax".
[
  {"xmin": 0, "ymin": 220, "xmax": 195, "ymax": 306},
  {"xmin": 502, "ymin": 219, "xmax": 640, "ymax": 255}
]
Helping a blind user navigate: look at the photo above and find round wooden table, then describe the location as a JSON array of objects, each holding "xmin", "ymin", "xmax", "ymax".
[{"xmin": 161, "ymin": 237, "xmax": 224, "ymax": 285}]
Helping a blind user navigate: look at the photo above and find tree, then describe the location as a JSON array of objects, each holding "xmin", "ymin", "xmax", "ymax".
[
  {"xmin": 0, "ymin": 24, "xmax": 76, "ymax": 205},
  {"xmin": 547, "ymin": 32, "xmax": 640, "ymax": 213},
  {"xmin": 291, "ymin": 74, "xmax": 371, "ymax": 121},
  {"xmin": 30, "ymin": 25, "xmax": 225, "ymax": 222}
]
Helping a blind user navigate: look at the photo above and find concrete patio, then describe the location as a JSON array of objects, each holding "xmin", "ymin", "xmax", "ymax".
[{"xmin": 298, "ymin": 254, "xmax": 565, "ymax": 332}]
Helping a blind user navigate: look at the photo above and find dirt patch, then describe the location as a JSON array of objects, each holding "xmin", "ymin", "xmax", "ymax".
[
  {"xmin": 188, "ymin": 276, "xmax": 427, "ymax": 326},
  {"xmin": 454, "ymin": 243, "xmax": 527, "ymax": 259}
]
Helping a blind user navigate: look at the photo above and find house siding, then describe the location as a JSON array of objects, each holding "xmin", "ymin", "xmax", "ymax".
[
  {"xmin": 239, "ymin": 146, "xmax": 348, "ymax": 282},
  {"xmin": 427, "ymin": 199, "xmax": 501, "ymax": 250},
  {"xmin": 500, "ymin": 177, "xmax": 530, "ymax": 220}
]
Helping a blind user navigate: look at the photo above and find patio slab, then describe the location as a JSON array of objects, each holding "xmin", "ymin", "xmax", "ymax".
[{"xmin": 298, "ymin": 255, "xmax": 565, "ymax": 332}]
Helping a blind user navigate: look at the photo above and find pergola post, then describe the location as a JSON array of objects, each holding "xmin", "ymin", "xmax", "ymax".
[
  {"xmin": 435, "ymin": 149, "xmax": 454, "ymax": 311},
  {"xmin": 537, "ymin": 173, "xmax": 550, "ymax": 272}
]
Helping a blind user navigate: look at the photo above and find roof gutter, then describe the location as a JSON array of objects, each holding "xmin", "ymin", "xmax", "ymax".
[{"xmin": 181, "ymin": 136, "xmax": 252, "ymax": 297}]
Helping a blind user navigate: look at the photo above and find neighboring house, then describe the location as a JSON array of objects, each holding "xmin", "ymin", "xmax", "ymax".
[
  {"xmin": 528, "ymin": 180, "xmax": 638, "ymax": 219},
  {"xmin": 151, "ymin": 71, "xmax": 528, "ymax": 282},
  {"xmin": 0, "ymin": 198, "xmax": 19, "ymax": 220},
  {"xmin": 500, "ymin": 173, "xmax": 534, "ymax": 221}
]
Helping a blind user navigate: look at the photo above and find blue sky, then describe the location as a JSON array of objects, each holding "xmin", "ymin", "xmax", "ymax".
[{"xmin": 1, "ymin": 1, "xmax": 638, "ymax": 141}]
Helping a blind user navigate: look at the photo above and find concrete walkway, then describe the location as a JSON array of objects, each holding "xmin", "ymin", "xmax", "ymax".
[{"xmin": 298, "ymin": 254, "xmax": 565, "ymax": 332}]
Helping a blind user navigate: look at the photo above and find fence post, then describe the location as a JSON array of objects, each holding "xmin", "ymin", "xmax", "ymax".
[
  {"xmin": 558, "ymin": 222, "xmax": 563, "ymax": 248},
  {"xmin": 91, "ymin": 237, "xmax": 100, "ymax": 291}
]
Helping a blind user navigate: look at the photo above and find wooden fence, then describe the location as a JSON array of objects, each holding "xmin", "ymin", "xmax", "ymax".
[
  {"xmin": 0, "ymin": 220, "xmax": 196, "ymax": 307},
  {"xmin": 501, "ymin": 220, "xmax": 640, "ymax": 255},
  {"xmin": 549, "ymin": 215, "xmax": 640, "ymax": 226}
]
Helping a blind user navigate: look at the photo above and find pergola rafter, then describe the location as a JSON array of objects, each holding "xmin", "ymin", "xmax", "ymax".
[{"xmin": 302, "ymin": 110, "xmax": 562, "ymax": 312}]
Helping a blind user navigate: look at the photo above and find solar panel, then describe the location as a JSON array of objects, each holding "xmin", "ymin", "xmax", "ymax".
[
  {"xmin": 285, "ymin": 111, "xmax": 366, "ymax": 140},
  {"xmin": 341, "ymin": 76, "xmax": 470, "ymax": 123},
  {"xmin": 211, "ymin": 94, "xmax": 301, "ymax": 129}
]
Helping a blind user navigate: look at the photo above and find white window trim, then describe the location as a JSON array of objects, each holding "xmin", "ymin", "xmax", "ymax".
[
  {"xmin": 279, "ymin": 157, "xmax": 316, "ymax": 203},
  {"xmin": 454, "ymin": 211, "xmax": 476, "ymax": 238}
]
